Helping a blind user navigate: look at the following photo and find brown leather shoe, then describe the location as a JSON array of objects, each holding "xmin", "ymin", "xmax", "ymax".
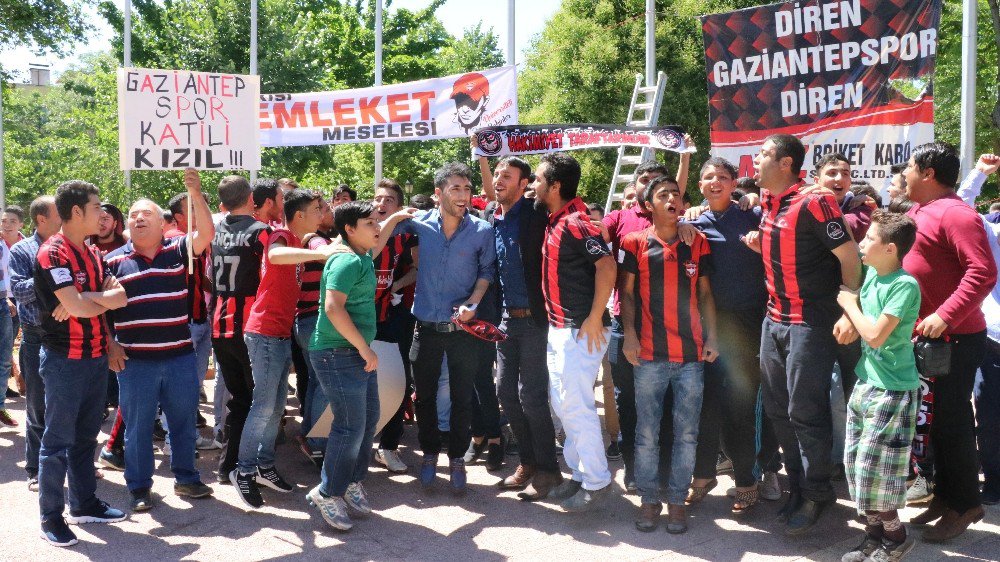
[
  {"xmin": 666, "ymin": 503, "xmax": 688, "ymax": 534},
  {"xmin": 911, "ymin": 497, "xmax": 948, "ymax": 525},
  {"xmin": 635, "ymin": 502, "xmax": 662, "ymax": 532},
  {"xmin": 922, "ymin": 506, "xmax": 985, "ymax": 543},
  {"xmin": 498, "ymin": 464, "xmax": 535, "ymax": 490},
  {"xmin": 517, "ymin": 470, "xmax": 564, "ymax": 502}
]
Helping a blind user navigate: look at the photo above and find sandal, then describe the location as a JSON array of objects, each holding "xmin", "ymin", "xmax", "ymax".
[
  {"xmin": 685, "ymin": 478, "xmax": 718, "ymax": 505},
  {"xmin": 732, "ymin": 486, "xmax": 759, "ymax": 514}
]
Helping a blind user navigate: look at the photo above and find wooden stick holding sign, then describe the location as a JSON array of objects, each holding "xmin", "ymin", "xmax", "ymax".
[
  {"xmin": 182, "ymin": 168, "xmax": 202, "ymax": 274},
  {"xmin": 187, "ymin": 186, "xmax": 194, "ymax": 274}
]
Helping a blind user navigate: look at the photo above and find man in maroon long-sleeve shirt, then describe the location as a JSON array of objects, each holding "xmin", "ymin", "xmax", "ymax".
[{"xmin": 901, "ymin": 142, "xmax": 997, "ymax": 543}]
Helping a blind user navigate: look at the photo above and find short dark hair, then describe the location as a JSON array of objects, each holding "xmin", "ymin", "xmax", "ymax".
[
  {"xmin": 814, "ymin": 153, "xmax": 851, "ymax": 175},
  {"xmin": 851, "ymin": 182, "xmax": 880, "ymax": 203},
  {"xmin": 699, "ymin": 157, "xmax": 738, "ymax": 180},
  {"xmin": 335, "ymin": 184, "xmax": 357, "ymax": 200},
  {"xmin": 539, "ymin": 153, "xmax": 582, "ymax": 201},
  {"xmin": 765, "ymin": 134, "xmax": 806, "ymax": 175},
  {"xmin": 870, "ymin": 210, "xmax": 917, "ymax": 259},
  {"xmin": 736, "ymin": 176, "xmax": 760, "ymax": 194},
  {"xmin": 586, "ymin": 202, "xmax": 605, "ymax": 217},
  {"xmin": 642, "ymin": 175, "xmax": 681, "ymax": 207},
  {"xmin": 218, "ymin": 175, "xmax": 251, "ymax": 211},
  {"xmin": 375, "ymin": 179, "xmax": 405, "ymax": 207},
  {"xmin": 252, "ymin": 178, "xmax": 280, "ymax": 209},
  {"xmin": 4, "ymin": 205, "xmax": 25, "ymax": 222},
  {"xmin": 912, "ymin": 142, "xmax": 960, "ymax": 188},
  {"xmin": 634, "ymin": 160, "xmax": 670, "ymax": 182},
  {"xmin": 889, "ymin": 163, "xmax": 907, "ymax": 176},
  {"xmin": 284, "ymin": 188, "xmax": 322, "ymax": 223},
  {"xmin": 433, "ymin": 162, "xmax": 473, "ymax": 190},
  {"xmin": 54, "ymin": 180, "xmax": 100, "ymax": 221},
  {"xmin": 29, "ymin": 196, "xmax": 55, "ymax": 223},
  {"xmin": 887, "ymin": 196, "xmax": 914, "ymax": 213},
  {"xmin": 333, "ymin": 201, "xmax": 375, "ymax": 241},
  {"xmin": 167, "ymin": 193, "xmax": 187, "ymax": 216},
  {"xmin": 409, "ymin": 193, "xmax": 434, "ymax": 210},
  {"xmin": 162, "ymin": 210, "xmax": 174, "ymax": 223},
  {"xmin": 496, "ymin": 157, "xmax": 532, "ymax": 181}
]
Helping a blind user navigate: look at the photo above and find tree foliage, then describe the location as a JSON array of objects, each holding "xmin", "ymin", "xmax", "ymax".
[{"xmin": 0, "ymin": 0, "xmax": 91, "ymax": 58}]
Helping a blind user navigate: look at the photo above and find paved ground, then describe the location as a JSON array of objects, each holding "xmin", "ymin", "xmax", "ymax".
[{"xmin": 1, "ymin": 375, "xmax": 998, "ymax": 561}]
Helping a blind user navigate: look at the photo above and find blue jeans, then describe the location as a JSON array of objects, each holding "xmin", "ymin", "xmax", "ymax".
[
  {"xmin": 294, "ymin": 314, "xmax": 327, "ymax": 451},
  {"xmin": 0, "ymin": 304, "xmax": 12, "ymax": 409},
  {"xmin": 309, "ymin": 348, "xmax": 380, "ymax": 497},
  {"xmin": 118, "ymin": 353, "xmax": 201, "ymax": 491},
  {"xmin": 634, "ymin": 359, "xmax": 704, "ymax": 506},
  {"xmin": 191, "ymin": 321, "xmax": 212, "ymax": 384},
  {"xmin": 37, "ymin": 348, "xmax": 108, "ymax": 522},
  {"xmin": 21, "ymin": 323, "xmax": 44, "ymax": 477},
  {"xmin": 238, "ymin": 332, "xmax": 292, "ymax": 474}
]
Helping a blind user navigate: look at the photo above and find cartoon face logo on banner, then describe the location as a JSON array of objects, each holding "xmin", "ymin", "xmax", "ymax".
[
  {"xmin": 655, "ymin": 128, "xmax": 684, "ymax": 151},
  {"xmin": 451, "ymin": 72, "xmax": 490, "ymax": 134},
  {"xmin": 476, "ymin": 129, "xmax": 503, "ymax": 156}
]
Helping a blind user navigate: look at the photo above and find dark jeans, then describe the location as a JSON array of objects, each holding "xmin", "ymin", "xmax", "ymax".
[
  {"xmin": 376, "ymin": 308, "xmax": 415, "ymax": 451},
  {"xmin": 975, "ymin": 337, "xmax": 1000, "ymax": 493},
  {"xmin": 836, "ymin": 341, "xmax": 861, "ymax": 396},
  {"xmin": 497, "ymin": 317, "xmax": 558, "ymax": 472},
  {"xmin": 37, "ymin": 348, "xmax": 108, "ymax": 522},
  {"xmin": 933, "ymin": 331, "xmax": 987, "ymax": 512},
  {"xmin": 291, "ymin": 331, "xmax": 309, "ymax": 415},
  {"xmin": 411, "ymin": 327, "xmax": 478, "ymax": 459},
  {"xmin": 760, "ymin": 317, "xmax": 838, "ymax": 502},
  {"xmin": 212, "ymin": 336, "xmax": 255, "ymax": 476},
  {"xmin": 21, "ymin": 323, "xmax": 44, "ymax": 478},
  {"xmin": 694, "ymin": 308, "xmax": 767, "ymax": 487},
  {"xmin": 610, "ymin": 316, "xmax": 673, "ymax": 480},
  {"xmin": 470, "ymin": 336, "xmax": 502, "ymax": 440}
]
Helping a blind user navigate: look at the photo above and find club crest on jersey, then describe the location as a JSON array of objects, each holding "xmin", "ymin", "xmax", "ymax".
[
  {"xmin": 684, "ymin": 260, "xmax": 698, "ymax": 278},
  {"xmin": 74, "ymin": 270, "xmax": 88, "ymax": 286},
  {"xmin": 827, "ymin": 222, "xmax": 845, "ymax": 240},
  {"xmin": 585, "ymin": 238, "xmax": 605, "ymax": 256}
]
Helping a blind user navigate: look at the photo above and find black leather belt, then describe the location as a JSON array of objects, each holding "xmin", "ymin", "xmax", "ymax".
[
  {"xmin": 418, "ymin": 320, "xmax": 459, "ymax": 333},
  {"xmin": 505, "ymin": 308, "xmax": 532, "ymax": 319}
]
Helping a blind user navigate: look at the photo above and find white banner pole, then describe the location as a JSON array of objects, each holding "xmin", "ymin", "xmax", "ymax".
[
  {"xmin": 124, "ymin": 1, "xmax": 132, "ymax": 193},
  {"xmin": 250, "ymin": 0, "xmax": 259, "ymax": 183},
  {"xmin": 959, "ymin": 0, "xmax": 977, "ymax": 180},
  {"xmin": 374, "ymin": 0, "xmax": 384, "ymax": 187}
]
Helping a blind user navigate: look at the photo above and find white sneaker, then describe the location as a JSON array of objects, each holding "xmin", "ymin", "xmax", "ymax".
[
  {"xmin": 375, "ymin": 449, "xmax": 407, "ymax": 473},
  {"xmin": 759, "ymin": 471, "xmax": 782, "ymax": 501},
  {"xmin": 306, "ymin": 485, "xmax": 353, "ymax": 530},
  {"xmin": 196, "ymin": 436, "xmax": 223, "ymax": 450},
  {"xmin": 905, "ymin": 475, "xmax": 933, "ymax": 505},
  {"xmin": 344, "ymin": 482, "xmax": 372, "ymax": 515}
]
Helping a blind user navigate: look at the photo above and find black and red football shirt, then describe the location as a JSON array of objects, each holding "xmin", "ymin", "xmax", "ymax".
[
  {"xmin": 542, "ymin": 197, "xmax": 612, "ymax": 328},
  {"xmin": 374, "ymin": 232, "xmax": 417, "ymax": 323},
  {"xmin": 33, "ymin": 233, "xmax": 109, "ymax": 359},
  {"xmin": 210, "ymin": 214, "xmax": 270, "ymax": 338},
  {"xmin": 295, "ymin": 232, "xmax": 333, "ymax": 319},
  {"xmin": 759, "ymin": 183, "xmax": 851, "ymax": 326},
  {"xmin": 620, "ymin": 228, "xmax": 712, "ymax": 362}
]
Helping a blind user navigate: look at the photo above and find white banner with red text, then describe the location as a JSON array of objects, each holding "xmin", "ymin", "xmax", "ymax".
[{"xmin": 471, "ymin": 124, "xmax": 693, "ymax": 157}]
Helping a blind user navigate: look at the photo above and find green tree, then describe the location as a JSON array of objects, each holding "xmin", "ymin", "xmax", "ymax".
[{"xmin": 0, "ymin": 0, "xmax": 91, "ymax": 57}]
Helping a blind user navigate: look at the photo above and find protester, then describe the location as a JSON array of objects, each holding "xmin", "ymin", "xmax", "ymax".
[
  {"xmin": 621, "ymin": 175, "xmax": 718, "ymax": 533},
  {"xmin": 745, "ymin": 134, "xmax": 862, "ymax": 536},
  {"xmin": 837, "ymin": 210, "xmax": 921, "ymax": 562},
  {"xmin": 2, "ymin": 205, "xmax": 26, "ymax": 249},
  {"xmin": 35, "ymin": 180, "xmax": 128, "ymax": 547},
  {"xmin": 901, "ymin": 143, "xmax": 997, "ymax": 542},
  {"xmin": 0, "ymin": 233, "xmax": 14, "ymax": 428},
  {"xmin": 104, "ymin": 169, "xmax": 215, "ymax": 511},
  {"xmin": 535, "ymin": 152, "xmax": 616, "ymax": 511},
  {"xmin": 333, "ymin": 185, "xmax": 357, "ymax": 207},
  {"xmin": 305, "ymin": 201, "xmax": 382, "ymax": 531},
  {"xmin": 93, "ymin": 203, "xmax": 126, "ymax": 254}
]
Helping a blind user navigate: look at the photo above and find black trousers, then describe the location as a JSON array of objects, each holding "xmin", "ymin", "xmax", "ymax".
[
  {"xmin": 212, "ymin": 336, "xmax": 254, "ymax": 475},
  {"xmin": 377, "ymin": 309, "xmax": 415, "ymax": 450},
  {"xmin": 411, "ymin": 327, "xmax": 478, "ymax": 459},
  {"xmin": 470, "ymin": 336, "xmax": 502, "ymax": 440},
  {"xmin": 496, "ymin": 317, "xmax": 558, "ymax": 472},
  {"xmin": 932, "ymin": 330, "xmax": 987, "ymax": 512}
]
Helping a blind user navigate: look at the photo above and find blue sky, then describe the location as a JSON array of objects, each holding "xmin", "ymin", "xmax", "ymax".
[{"xmin": 1, "ymin": 0, "xmax": 562, "ymax": 82}]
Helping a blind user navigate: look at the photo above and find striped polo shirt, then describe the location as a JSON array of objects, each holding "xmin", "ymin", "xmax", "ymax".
[{"xmin": 104, "ymin": 237, "xmax": 193, "ymax": 359}]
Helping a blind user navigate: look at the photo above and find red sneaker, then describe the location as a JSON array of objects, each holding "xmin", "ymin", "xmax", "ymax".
[{"xmin": 0, "ymin": 409, "xmax": 18, "ymax": 428}]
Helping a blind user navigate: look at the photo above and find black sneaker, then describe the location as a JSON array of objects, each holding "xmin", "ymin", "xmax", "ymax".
[
  {"xmin": 871, "ymin": 535, "xmax": 915, "ymax": 562},
  {"xmin": 40, "ymin": 517, "xmax": 78, "ymax": 547},
  {"xmin": 256, "ymin": 466, "xmax": 294, "ymax": 492},
  {"xmin": 309, "ymin": 450, "xmax": 325, "ymax": 468},
  {"xmin": 152, "ymin": 419, "xmax": 167, "ymax": 441},
  {"xmin": 175, "ymin": 481, "xmax": 214, "ymax": 498},
  {"xmin": 229, "ymin": 470, "xmax": 264, "ymax": 509},
  {"xmin": 99, "ymin": 448, "xmax": 125, "ymax": 471},
  {"xmin": 606, "ymin": 441, "xmax": 622, "ymax": 461},
  {"xmin": 65, "ymin": 499, "xmax": 126, "ymax": 524},
  {"xmin": 130, "ymin": 488, "xmax": 154, "ymax": 512},
  {"xmin": 5, "ymin": 387, "xmax": 19, "ymax": 398}
]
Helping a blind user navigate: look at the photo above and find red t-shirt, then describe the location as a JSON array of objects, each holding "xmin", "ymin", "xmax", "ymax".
[
  {"xmin": 602, "ymin": 205, "xmax": 652, "ymax": 316},
  {"xmin": 244, "ymin": 229, "xmax": 302, "ymax": 337}
]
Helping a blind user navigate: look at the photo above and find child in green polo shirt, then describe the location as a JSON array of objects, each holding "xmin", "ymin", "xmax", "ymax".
[
  {"xmin": 306, "ymin": 201, "xmax": 381, "ymax": 532},
  {"xmin": 837, "ymin": 210, "xmax": 921, "ymax": 562}
]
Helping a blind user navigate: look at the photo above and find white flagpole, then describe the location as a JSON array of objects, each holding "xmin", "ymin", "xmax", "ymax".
[
  {"xmin": 645, "ymin": 0, "xmax": 655, "ymax": 87},
  {"xmin": 959, "ymin": 0, "xmax": 977, "ymax": 180},
  {"xmin": 507, "ymin": 0, "xmax": 515, "ymax": 66},
  {"xmin": 250, "ymin": 0, "xmax": 258, "ymax": 183},
  {"xmin": 374, "ymin": 0, "xmax": 384, "ymax": 186},
  {"xmin": 124, "ymin": 0, "xmax": 132, "ymax": 193}
]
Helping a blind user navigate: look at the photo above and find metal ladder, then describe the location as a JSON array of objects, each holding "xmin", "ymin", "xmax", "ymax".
[{"xmin": 603, "ymin": 71, "xmax": 667, "ymax": 212}]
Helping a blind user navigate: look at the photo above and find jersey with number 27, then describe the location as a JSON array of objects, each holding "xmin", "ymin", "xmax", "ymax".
[{"xmin": 211, "ymin": 214, "xmax": 270, "ymax": 338}]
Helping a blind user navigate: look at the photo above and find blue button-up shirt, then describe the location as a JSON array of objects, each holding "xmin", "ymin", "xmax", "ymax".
[
  {"xmin": 399, "ymin": 209, "xmax": 496, "ymax": 323},
  {"xmin": 9, "ymin": 232, "xmax": 44, "ymax": 327},
  {"xmin": 493, "ymin": 197, "xmax": 530, "ymax": 310}
]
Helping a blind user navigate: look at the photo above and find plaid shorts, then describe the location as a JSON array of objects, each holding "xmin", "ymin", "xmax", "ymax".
[{"xmin": 844, "ymin": 381, "xmax": 919, "ymax": 513}]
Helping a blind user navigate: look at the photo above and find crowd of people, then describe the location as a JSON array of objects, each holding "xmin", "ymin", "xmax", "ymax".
[{"xmin": 0, "ymin": 133, "xmax": 997, "ymax": 562}]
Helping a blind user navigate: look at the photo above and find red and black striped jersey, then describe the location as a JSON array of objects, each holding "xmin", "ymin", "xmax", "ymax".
[
  {"xmin": 374, "ymin": 233, "xmax": 417, "ymax": 323},
  {"xmin": 33, "ymin": 233, "xmax": 109, "ymax": 359},
  {"xmin": 542, "ymin": 197, "xmax": 612, "ymax": 328},
  {"xmin": 759, "ymin": 183, "xmax": 851, "ymax": 326},
  {"xmin": 295, "ymin": 232, "xmax": 333, "ymax": 318},
  {"xmin": 620, "ymin": 229, "xmax": 712, "ymax": 362},
  {"xmin": 167, "ymin": 233, "xmax": 209, "ymax": 323},
  {"xmin": 210, "ymin": 214, "xmax": 270, "ymax": 338}
]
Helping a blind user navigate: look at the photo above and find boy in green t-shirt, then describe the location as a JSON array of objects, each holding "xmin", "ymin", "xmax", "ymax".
[
  {"xmin": 306, "ymin": 201, "xmax": 381, "ymax": 532},
  {"xmin": 837, "ymin": 210, "xmax": 921, "ymax": 562}
]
